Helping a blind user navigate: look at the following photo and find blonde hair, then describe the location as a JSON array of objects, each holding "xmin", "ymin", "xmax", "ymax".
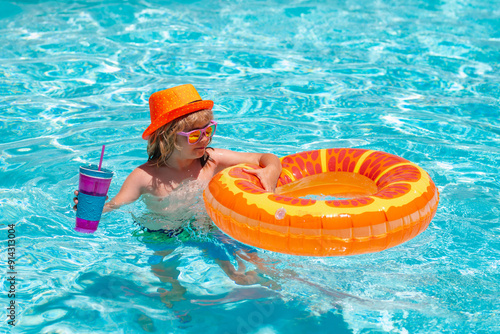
[{"xmin": 147, "ymin": 109, "xmax": 214, "ymax": 167}]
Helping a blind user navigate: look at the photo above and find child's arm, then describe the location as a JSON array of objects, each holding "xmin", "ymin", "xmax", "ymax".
[
  {"xmin": 74, "ymin": 167, "xmax": 148, "ymax": 213},
  {"xmin": 211, "ymin": 148, "xmax": 282, "ymax": 192},
  {"xmin": 104, "ymin": 167, "xmax": 149, "ymax": 211}
]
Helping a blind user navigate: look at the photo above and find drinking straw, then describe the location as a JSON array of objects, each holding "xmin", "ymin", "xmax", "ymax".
[{"xmin": 98, "ymin": 145, "xmax": 105, "ymax": 171}]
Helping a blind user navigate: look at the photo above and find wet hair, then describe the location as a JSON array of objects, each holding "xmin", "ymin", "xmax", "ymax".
[{"xmin": 147, "ymin": 109, "xmax": 214, "ymax": 167}]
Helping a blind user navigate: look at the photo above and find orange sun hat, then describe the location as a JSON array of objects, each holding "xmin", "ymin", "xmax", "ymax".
[{"xmin": 142, "ymin": 84, "xmax": 214, "ymax": 139}]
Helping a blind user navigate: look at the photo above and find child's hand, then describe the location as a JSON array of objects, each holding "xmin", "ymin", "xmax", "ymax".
[{"xmin": 243, "ymin": 166, "xmax": 280, "ymax": 193}]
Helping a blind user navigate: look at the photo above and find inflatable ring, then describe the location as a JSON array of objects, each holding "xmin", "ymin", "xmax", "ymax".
[{"xmin": 203, "ymin": 148, "xmax": 439, "ymax": 256}]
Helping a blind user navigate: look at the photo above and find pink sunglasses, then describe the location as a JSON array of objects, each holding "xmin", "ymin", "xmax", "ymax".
[{"xmin": 178, "ymin": 120, "xmax": 217, "ymax": 145}]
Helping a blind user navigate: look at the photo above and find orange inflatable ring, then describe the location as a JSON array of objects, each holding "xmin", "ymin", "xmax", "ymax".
[{"xmin": 203, "ymin": 148, "xmax": 439, "ymax": 256}]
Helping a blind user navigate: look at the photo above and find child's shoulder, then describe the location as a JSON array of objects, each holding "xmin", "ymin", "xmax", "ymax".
[
  {"xmin": 126, "ymin": 163, "xmax": 158, "ymax": 183},
  {"xmin": 208, "ymin": 147, "xmax": 257, "ymax": 171},
  {"xmin": 208, "ymin": 147, "xmax": 235, "ymax": 158},
  {"xmin": 135, "ymin": 162, "xmax": 162, "ymax": 175},
  {"xmin": 207, "ymin": 148, "xmax": 235, "ymax": 164}
]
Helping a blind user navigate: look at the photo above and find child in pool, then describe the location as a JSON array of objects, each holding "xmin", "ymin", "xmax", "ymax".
[
  {"xmin": 73, "ymin": 84, "xmax": 282, "ymax": 297},
  {"xmin": 74, "ymin": 84, "xmax": 281, "ymax": 213}
]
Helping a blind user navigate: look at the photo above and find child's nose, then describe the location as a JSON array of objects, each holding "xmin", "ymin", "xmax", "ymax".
[{"xmin": 199, "ymin": 133, "xmax": 210, "ymax": 145}]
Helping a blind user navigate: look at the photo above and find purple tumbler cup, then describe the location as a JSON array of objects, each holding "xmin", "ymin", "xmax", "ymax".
[{"xmin": 75, "ymin": 165, "xmax": 113, "ymax": 233}]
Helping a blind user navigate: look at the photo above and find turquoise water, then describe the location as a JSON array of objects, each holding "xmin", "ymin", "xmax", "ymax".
[{"xmin": 1, "ymin": 0, "xmax": 499, "ymax": 332}]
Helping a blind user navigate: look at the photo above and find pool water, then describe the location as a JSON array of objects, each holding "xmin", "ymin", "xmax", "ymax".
[{"xmin": 1, "ymin": 0, "xmax": 499, "ymax": 333}]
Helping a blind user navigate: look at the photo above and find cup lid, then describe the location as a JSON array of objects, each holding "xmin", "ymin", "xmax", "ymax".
[{"xmin": 80, "ymin": 165, "xmax": 113, "ymax": 179}]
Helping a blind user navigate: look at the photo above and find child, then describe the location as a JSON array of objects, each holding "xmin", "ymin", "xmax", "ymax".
[
  {"xmin": 73, "ymin": 84, "xmax": 282, "ymax": 296},
  {"xmin": 74, "ymin": 83, "xmax": 282, "ymax": 215}
]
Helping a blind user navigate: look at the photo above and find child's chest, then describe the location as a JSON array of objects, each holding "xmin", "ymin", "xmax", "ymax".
[{"xmin": 148, "ymin": 162, "xmax": 218, "ymax": 197}]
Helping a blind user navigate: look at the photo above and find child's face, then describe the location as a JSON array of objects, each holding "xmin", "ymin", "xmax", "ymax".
[{"xmin": 176, "ymin": 119, "xmax": 214, "ymax": 158}]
